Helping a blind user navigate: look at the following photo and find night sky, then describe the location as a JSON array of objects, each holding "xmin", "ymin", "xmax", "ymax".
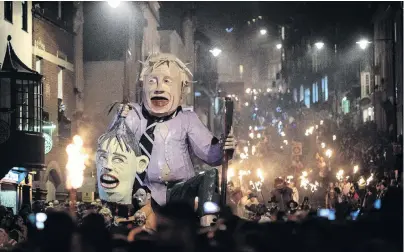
[
  {"xmin": 85, "ymin": 1, "xmax": 389, "ymax": 61},
  {"xmin": 160, "ymin": 1, "xmax": 386, "ymax": 44}
]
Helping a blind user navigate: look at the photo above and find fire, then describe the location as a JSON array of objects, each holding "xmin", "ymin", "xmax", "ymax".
[
  {"xmin": 353, "ymin": 165, "xmax": 359, "ymax": 174},
  {"xmin": 227, "ymin": 167, "xmax": 235, "ymax": 181},
  {"xmin": 66, "ymin": 135, "xmax": 88, "ymax": 190},
  {"xmin": 366, "ymin": 173, "xmax": 374, "ymax": 185},
  {"xmin": 300, "ymin": 171, "xmax": 309, "ymax": 190},
  {"xmin": 336, "ymin": 170, "xmax": 344, "ymax": 181},
  {"xmin": 257, "ymin": 169, "xmax": 264, "ymax": 182}
]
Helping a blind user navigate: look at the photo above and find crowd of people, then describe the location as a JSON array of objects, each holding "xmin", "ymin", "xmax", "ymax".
[{"xmin": 0, "ymin": 169, "xmax": 399, "ymax": 252}]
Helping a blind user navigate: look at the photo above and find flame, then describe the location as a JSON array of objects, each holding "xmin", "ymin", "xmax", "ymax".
[
  {"xmin": 353, "ymin": 165, "xmax": 359, "ymax": 174},
  {"xmin": 257, "ymin": 169, "xmax": 264, "ymax": 182},
  {"xmin": 336, "ymin": 169, "xmax": 344, "ymax": 181},
  {"xmin": 227, "ymin": 167, "xmax": 235, "ymax": 181},
  {"xmin": 300, "ymin": 171, "xmax": 309, "ymax": 190},
  {"xmin": 66, "ymin": 135, "xmax": 88, "ymax": 190},
  {"xmin": 310, "ymin": 181, "xmax": 319, "ymax": 192},
  {"xmin": 358, "ymin": 176, "xmax": 366, "ymax": 187},
  {"xmin": 366, "ymin": 173, "xmax": 374, "ymax": 185}
]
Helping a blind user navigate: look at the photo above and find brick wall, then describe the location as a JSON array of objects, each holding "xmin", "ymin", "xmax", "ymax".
[
  {"xmin": 33, "ymin": 16, "xmax": 76, "ymax": 131},
  {"xmin": 32, "ymin": 14, "xmax": 76, "ymax": 197}
]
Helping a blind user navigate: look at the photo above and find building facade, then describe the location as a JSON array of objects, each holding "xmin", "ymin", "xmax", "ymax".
[
  {"xmin": 31, "ymin": 1, "xmax": 90, "ymax": 202},
  {"xmin": 372, "ymin": 3, "xmax": 403, "ymax": 139},
  {"xmin": 0, "ymin": 1, "xmax": 39, "ymax": 212}
]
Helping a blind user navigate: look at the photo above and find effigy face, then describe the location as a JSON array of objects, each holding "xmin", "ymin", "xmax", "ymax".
[
  {"xmin": 133, "ymin": 188, "xmax": 150, "ymax": 207},
  {"xmin": 141, "ymin": 53, "xmax": 192, "ymax": 117},
  {"xmin": 96, "ymin": 137, "xmax": 148, "ymax": 204}
]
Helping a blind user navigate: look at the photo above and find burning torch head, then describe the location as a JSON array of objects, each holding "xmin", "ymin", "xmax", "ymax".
[{"xmin": 96, "ymin": 121, "xmax": 149, "ymax": 205}]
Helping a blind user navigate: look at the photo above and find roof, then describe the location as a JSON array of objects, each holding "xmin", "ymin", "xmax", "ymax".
[{"xmin": 1, "ymin": 35, "xmax": 40, "ymax": 75}]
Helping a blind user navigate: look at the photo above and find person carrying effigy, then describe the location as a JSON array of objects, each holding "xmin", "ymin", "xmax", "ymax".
[{"xmin": 99, "ymin": 53, "xmax": 236, "ymax": 227}]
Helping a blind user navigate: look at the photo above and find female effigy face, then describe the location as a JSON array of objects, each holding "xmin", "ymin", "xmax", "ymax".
[
  {"xmin": 96, "ymin": 138, "xmax": 148, "ymax": 204},
  {"xmin": 143, "ymin": 62, "xmax": 183, "ymax": 116}
]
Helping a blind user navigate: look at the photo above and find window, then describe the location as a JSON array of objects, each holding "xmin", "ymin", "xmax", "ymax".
[
  {"xmin": 322, "ymin": 78, "xmax": 325, "ymax": 101},
  {"xmin": 304, "ymin": 88, "xmax": 311, "ymax": 108},
  {"xmin": 35, "ymin": 57, "xmax": 42, "ymax": 74},
  {"xmin": 239, "ymin": 65, "xmax": 244, "ymax": 79},
  {"xmin": 365, "ymin": 74, "xmax": 370, "ymax": 95},
  {"xmin": 57, "ymin": 1, "xmax": 62, "ymax": 20},
  {"xmin": 22, "ymin": 1, "xmax": 27, "ymax": 31},
  {"xmin": 300, "ymin": 85, "xmax": 304, "ymax": 101},
  {"xmin": 363, "ymin": 107, "xmax": 374, "ymax": 122},
  {"xmin": 4, "ymin": 1, "xmax": 13, "ymax": 23},
  {"xmin": 58, "ymin": 68, "xmax": 63, "ymax": 99},
  {"xmin": 324, "ymin": 76, "xmax": 328, "ymax": 101},
  {"xmin": 361, "ymin": 72, "xmax": 371, "ymax": 98},
  {"xmin": 342, "ymin": 98, "xmax": 350, "ymax": 114},
  {"xmin": 312, "ymin": 83, "xmax": 316, "ymax": 103}
]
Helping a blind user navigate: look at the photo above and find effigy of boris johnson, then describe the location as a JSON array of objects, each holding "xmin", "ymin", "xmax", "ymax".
[{"xmin": 96, "ymin": 53, "xmax": 236, "ymax": 226}]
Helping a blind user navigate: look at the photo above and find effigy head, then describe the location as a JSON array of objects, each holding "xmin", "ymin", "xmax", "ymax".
[
  {"xmin": 140, "ymin": 53, "xmax": 193, "ymax": 117},
  {"xmin": 96, "ymin": 120, "xmax": 149, "ymax": 204},
  {"xmin": 133, "ymin": 188, "xmax": 150, "ymax": 207}
]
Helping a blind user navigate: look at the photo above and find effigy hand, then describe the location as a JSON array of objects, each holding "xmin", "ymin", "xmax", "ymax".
[
  {"xmin": 117, "ymin": 104, "xmax": 130, "ymax": 118},
  {"xmin": 224, "ymin": 127, "xmax": 236, "ymax": 150}
]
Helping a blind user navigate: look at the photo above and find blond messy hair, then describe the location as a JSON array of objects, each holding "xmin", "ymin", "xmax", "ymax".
[{"xmin": 139, "ymin": 53, "xmax": 193, "ymax": 87}]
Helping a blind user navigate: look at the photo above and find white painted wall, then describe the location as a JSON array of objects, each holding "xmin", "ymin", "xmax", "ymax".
[{"xmin": 0, "ymin": 1, "xmax": 32, "ymax": 67}]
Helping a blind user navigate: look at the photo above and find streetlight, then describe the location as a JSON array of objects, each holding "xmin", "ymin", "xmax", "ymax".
[
  {"xmin": 107, "ymin": 0, "xmax": 120, "ymax": 8},
  {"xmin": 276, "ymin": 44, "xmax": 282, "ymax": 49},
  {"xmin": 315, "ymin": 42, "xmax": 324, "ymax": 50},
  {"xmin": 209, "ymin": 48, "xmax": 222, "ymax": 57},
  {"xmin": 260, "ymin": 29, "xmax": 267, "ymax": 35},
  {"xmin": 356, "ymin": 39, "xmax": 371, "ymax": 50}
]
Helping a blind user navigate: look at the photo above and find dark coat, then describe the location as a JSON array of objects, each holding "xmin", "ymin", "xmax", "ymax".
[{"xmin": 270, "ymin": 186, "xmax": 293, "ymax": 212}]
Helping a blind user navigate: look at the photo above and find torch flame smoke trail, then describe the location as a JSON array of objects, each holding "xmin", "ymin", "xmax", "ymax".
[
  {"xmin": 353, "ymin": 165, "xmax": 359, "ymax": 174},
  {"xmin": 66, "ymin": 135, "xmax": 88, "ymax": 190},
  {"xmin": 300, "ymin": 171, "xmax": 309, "ymax": 190},
  {"xmin": 336, "ymin": 170, "xmax": 344, "ymax": 181},
  {"xmin": 366, "ymin": 173, "xmax": 374, "ymax": 185}
]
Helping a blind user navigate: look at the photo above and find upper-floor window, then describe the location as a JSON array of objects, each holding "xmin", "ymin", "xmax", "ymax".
[
  {"xmin": 57, "ymin": 1, "xmax": 62, "ymax": 20},
  {"xmin": 4, "ymin": 1, "xmax": 13, "ymax": 23},
  {"xmin": 22, "ymin": 1, "xmax": 27, "ymax": 31}
]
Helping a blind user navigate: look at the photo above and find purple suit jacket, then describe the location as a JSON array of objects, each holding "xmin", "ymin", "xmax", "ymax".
[{"xmin": 110, "ymin": 103, "xmax": 223, "ymax": 205}]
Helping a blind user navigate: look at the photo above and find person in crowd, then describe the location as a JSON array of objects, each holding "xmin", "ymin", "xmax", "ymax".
[
  {"xmin": 362, "ymin": 186, "xmax": 377, "ymax": 211},
  {"xmin": 377, "ymin": 181, "xmax": 388, "ymax": 199},
  {"xmin": 287, "ymin": 180, "xmax": 299, "ymax": 203},
  {"xmin": 325, "ymin": 182, "xmax": 337, "ymax": 209},
  {"xmin": 8, "ymin": 215, "xmax": 27, "ymax": 243},
  {"xmin": 0, "ymin": 228, "xmax": 16, "ymax": 249},
  {"xmin": 99, "ymin": 207, "xmax": 113, "ymax": 229},
  {"xmin": 270, "ymin": 177, "xmax": 292, "ymax": 212}
]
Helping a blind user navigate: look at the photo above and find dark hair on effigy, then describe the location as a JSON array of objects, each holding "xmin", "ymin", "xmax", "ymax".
[{"xmin": 97, "ymin": 117, "xmax": 141, "ymax": 156}]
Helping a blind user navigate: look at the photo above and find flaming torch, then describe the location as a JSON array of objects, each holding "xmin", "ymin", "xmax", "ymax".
[{"xmin": 66, "ymin": 135, "xmax": 88, "ymax": 215}]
